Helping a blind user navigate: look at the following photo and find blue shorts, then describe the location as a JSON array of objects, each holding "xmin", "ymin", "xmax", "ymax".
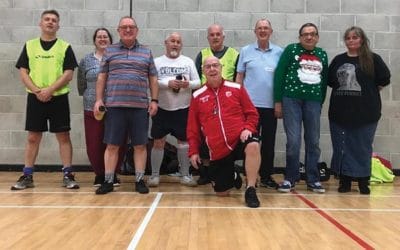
[
  {"xmin": 104, "ymin": 107, "xmax": 149, "ymax": 146},
  {"xmin": 25, "ymin": 93, "xmax": 70, "ymax": 133}
]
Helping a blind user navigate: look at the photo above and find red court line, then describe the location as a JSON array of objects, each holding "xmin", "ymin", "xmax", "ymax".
[{"xmin": 293, "ymin": 191, "xmax": 374, "ymax": 250}]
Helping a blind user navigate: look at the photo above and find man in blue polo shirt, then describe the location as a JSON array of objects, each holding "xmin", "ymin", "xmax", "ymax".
[
  {"xmin": 94, "ymin": 16, "xmax": 159, "ymax": 195},
  {"xmin": 236, "ymin": 18, "xmax": 283, "ymax": 189}
]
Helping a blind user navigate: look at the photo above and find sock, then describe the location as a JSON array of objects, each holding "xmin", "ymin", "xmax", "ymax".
[
  {"xmin": 177, "ymin": 143, "xmax": 190, "ymax": 176},
  {"xmin": 62, "ymin": 166, "xmax": 73, "ymax": 176},
  {"xmin": 105, "ymin": 172, "xmax": 114, "ymax": 183},
  {"xmin": 150, "ymin": 147, "xmax": 164, "ymax": 176},
  {"xmin": 136, "ymin": 171, "xmax": 144, "ymax": 182},
  {"xmin": 23, "ymin": 167, "xmax": 34, "ymax": 176}
]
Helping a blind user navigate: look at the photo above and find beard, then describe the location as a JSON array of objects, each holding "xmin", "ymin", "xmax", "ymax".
[{"xmin": 169, "ymin": 50, "xmax": 179, "ymax": 58}]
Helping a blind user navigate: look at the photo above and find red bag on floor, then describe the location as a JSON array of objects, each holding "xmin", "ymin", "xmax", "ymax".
[{"xmin": 372, "ymin": 153, "xmax": 392, "ymax": 170}]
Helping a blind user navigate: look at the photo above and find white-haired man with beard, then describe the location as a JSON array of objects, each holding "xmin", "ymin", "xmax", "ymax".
[{"xmin": 148, "ymin": 32, "xmax": 201, "ymax": 187}]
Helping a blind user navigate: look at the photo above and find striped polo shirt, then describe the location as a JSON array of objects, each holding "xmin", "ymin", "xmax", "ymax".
[{"xmin": 100, "ymin": 40, "xmax": 157, "ymax": 108}]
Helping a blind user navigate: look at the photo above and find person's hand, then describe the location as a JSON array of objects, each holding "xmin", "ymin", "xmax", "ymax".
[
  {"xmin": 190, "ymin": 154, "xmax": 201, "ymax": 169},
  {"xmin": 168, "ymin": 79, "xmax": 181, "ymax": 91},
  {"xmin": 274, "ymin": 102, "xmax": 283, "ymax": 119},
  {"xmin": 180, "ymin": 79, "xmax": 189, "ymax": 89},
  {"xmin": 240, "ymin": 129, "xmax": 252, "ymax": 143},
  {"xmin": 148, "ymin": 100, "xmax": 158, "ymax": 116},
  {"xmin": 36, "ymin": 87, "xmax": 53, "ymax": 102},
  {"xmin": 93, "ymin": 100, "xmax": 105, "ymax": 117}
]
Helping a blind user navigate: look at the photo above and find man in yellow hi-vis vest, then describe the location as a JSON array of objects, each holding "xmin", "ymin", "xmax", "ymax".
[
  {"xmin": 12, "ymin": 9, "xmax": 79, "ymax": 191},
  {"xmin": 194, "ymin": 24, "xmax": 239, "ymax": 185}
]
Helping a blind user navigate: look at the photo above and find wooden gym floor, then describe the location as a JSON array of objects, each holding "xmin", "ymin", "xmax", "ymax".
[{"xmin": 0, "ymin": 172, "xmax": 399, "ymax": 250}]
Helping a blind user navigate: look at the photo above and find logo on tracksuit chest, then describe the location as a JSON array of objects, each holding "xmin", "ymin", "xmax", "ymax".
[{"xmin": 200, "ymin": 95, "xmax": 210, "ymax": 103}]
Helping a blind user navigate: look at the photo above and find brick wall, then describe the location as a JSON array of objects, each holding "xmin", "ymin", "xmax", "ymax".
[{"xmin": 0, "ymin": 0, "xmax": 399, "ymax": 169}]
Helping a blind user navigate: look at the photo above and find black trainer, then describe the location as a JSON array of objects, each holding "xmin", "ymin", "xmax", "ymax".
[
  {"xmin": 113, "ymin": 174, "xmax": 121, "ymax": 187},
  {"xmin": 62, "ymin": 174, "xmax": 80, "ymax": 189},
  {"xmin": 197, "ymin": 165, "xmax": 211, "ymax": 185},
  {"xmin": 197, "ymin": 176, "xmax": 211, "ymax": 185},
  {"xmin": 135, "ymin": 179, "xmax": 149, "ymax": 194},
  {"xmin": 338, "ymin": 175, "xmax": 351, "ymax": 193},
  {"xmin": 93, "ymin": 175, "xmax": 105, "ymax": 187},
  {"xmin": 358, "ymin": 177, "xmax": 370, "ymax": 195},
  {"xmin": 11, "ymin": 175, "xmax": 34, "ymax": 190},
  {"xmin": 234, "ymin": 171, "xmax": 242, "ymax": 189},
  {"xmin": 259, "ymin": 176, "xmax": 278, "ymax": 189},
  {"xmin": 95, "ymin": 182, "xmax": 113, "ymax": 195},
  {"xmin": 245, "ymin": 186, "xmax": 260, "ymax": 208}
]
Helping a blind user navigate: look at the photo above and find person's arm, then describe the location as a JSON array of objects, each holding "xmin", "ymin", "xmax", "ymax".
[
  {"xmin": 16, "ymin": 45, "xmax": 45, "ymax": 101},
  {"xmin": 93, "ymin": 72, "xmax": 107, "ymax": 117},
  {"xmin": 158, "ymin": 77, "xmax": 175, "ymax": 89},
  {"xmin": 36, "ymin": 70, "xmax": 73, "ymax": 102},
  {"xmin": 19, "ymin": 67, "xmax": 41, "ymax": 95},
  {"xmin": 241, "ymin": 87, "xmax": 259, "ymax": 132},
  {"xmin": 236, "ymin": 72, "xmax": 244, "ymax": 84},
  {"xmin": 239, "ymin": 86, "xmax": 259, "ymax": 142},
  {"xmin": 187, "ymin": 97, "xmax": 201, "ymax": 168},
  {"xmin": 195, "ymin": 52, "xmax": 202, "ymax": 81},
  {"xmin": 188, "ymin": 60, "xmax": 201, "ymax": 89},
  {"xmin": 232, "ymin": 53, "xmax": 239, "ymax": 82},
  {"xmin": 77, "ymin": 58, "xmax": 87, "ymax": 96},
  {"xmin": 320, "ymin": 50, "xmax": 329, "ymax": 104},
  {"xmin": 327, "ymin": 56, "xmax": 338, "ymax": 88},
  {"xmin": 236, "ymin": 48, "xmax": 246, "ymax": 84},
  {"xmin": 148, "ymin": 74, "xmax": 159, "ymax": 116},
  {"xmin": 373, "ymin": 53, "xmax": 391, "ymax": 88},
  {"xmin": 273, "ymin": 45, "xmax": 291, "ymax": 118},
  {"xmin": 38, "ymin": 45, "xmax": 77, "ymax": 101},
  {"xmin": 273, "ymin": 46, "xmax": 290, "ymax": 103}
]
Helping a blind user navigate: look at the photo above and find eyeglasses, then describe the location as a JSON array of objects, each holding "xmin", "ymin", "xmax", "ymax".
[
  {"xmin": 300, "ymin": 32, "xmax": 318, "ymax": 38},
  {"xmin": 203, "ymin": 63, "xmax": 221, "ymax": 70},
  {"xmin": 119, "ymin": 25, "xmax": 137, "ymax": 31}
]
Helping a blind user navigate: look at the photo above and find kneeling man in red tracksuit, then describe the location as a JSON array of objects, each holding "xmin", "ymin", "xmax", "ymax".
[{"xmin": 187, "ymin": 56, "xmax": 261, "ymax": 208}]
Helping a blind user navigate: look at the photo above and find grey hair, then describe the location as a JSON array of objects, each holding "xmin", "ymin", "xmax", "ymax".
[{"xmin": 207, "ymin": 24, "xmax": 225, "ymax": 36}]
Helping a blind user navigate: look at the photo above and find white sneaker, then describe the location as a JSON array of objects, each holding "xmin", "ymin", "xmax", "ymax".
[
  {"xmin": 148, "ymin": 176, "xmax": 160, "ymax": 187},
  {"xmin": 168, "ymin": 172, "xmax": 182, "ymax": 177},
  {"xmin": 180, "ymin": 175, "xmax": 197, "ymax": 187}
]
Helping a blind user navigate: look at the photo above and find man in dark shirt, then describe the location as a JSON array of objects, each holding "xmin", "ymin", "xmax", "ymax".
[{"xmin": 12, "ymin": 9, "xmax": 79, "ymax": 190}]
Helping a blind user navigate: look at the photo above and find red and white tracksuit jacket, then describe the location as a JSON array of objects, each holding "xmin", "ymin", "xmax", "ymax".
[{"xmin": 187, "ymin": 80, "xmax": 259, "ymax": 161}]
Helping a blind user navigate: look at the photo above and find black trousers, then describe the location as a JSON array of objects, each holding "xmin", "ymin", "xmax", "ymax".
[{"xmin": 256, "ymin": 107, "xmax": 277, "ymax": 179}]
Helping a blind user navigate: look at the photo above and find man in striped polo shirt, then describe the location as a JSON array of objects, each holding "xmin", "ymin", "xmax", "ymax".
[{"xmin": 94, "ymin": 16, "xmax": 159, "ymax": 195}]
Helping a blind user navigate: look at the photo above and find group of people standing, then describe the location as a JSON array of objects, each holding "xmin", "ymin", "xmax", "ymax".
[{"xmin": 11, "ymin": 9, "xmax": 391, "ymax": 208}]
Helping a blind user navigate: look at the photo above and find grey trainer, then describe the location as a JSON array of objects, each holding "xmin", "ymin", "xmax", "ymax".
[
  {"xmin": 180, "ymin": 175, "xmax": 197, "ymax": 187},
  {"xmin": 148, "ymin": 176, "xmax": 160, "ymax": 187},
  {"xmin": 63, "ymin": 174, "xmax": 80, "ymax": 189},
  {"xmin": 11, "ymin": 175, "xmax": 35, "ymax": 190}
]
